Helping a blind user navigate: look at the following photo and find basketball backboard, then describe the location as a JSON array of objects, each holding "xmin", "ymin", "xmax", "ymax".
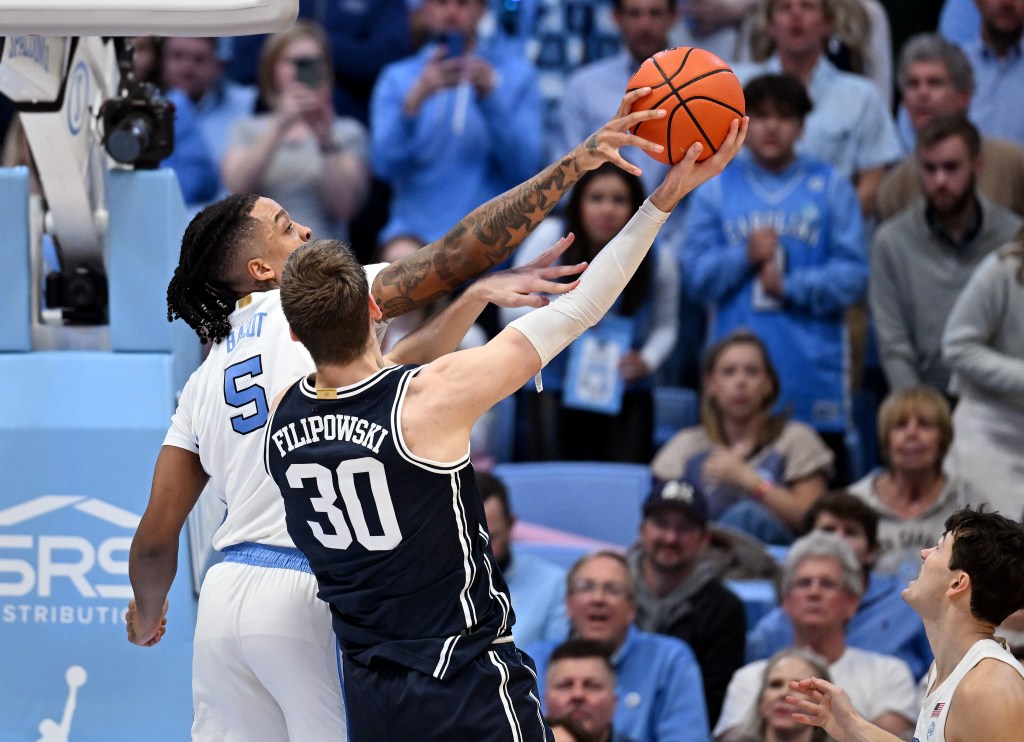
[{"xmin": 0, "ymin": 0, "xmax": 298, "ymax": 36}]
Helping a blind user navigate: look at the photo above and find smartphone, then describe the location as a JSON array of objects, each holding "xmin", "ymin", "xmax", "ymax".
[
  {"xmin": 293, "ymin": 56, "xmax": 324, "ymax": 88},
  {"xmin": 439, "ymin": 31, "xmax": 464, "ymax": 58}
]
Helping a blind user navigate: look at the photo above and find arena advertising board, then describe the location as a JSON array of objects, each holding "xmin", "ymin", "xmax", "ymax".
[{"xmin": 0, "ymin": 354, "xmax": 197, "ymax": 741}]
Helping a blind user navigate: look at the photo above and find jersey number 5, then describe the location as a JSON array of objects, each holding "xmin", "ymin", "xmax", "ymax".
[
  {"xmin": 224, "ymin": 356, "xmax": 269, "ymax": 434},
  {"xmin": 286, "ymin": 458, "xmax": 403, "ymax": 551}
]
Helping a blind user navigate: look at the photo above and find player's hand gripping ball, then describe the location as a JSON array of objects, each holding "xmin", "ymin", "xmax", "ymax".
[{"xmin": 628, "ymin": 46, "xmax": 745, "ymax": 164}]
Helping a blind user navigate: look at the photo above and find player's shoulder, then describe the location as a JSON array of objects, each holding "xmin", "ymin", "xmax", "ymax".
[
  {"xmin": 961, "ymin": 654, "xmax": 1024, "ymax": 694},
  {"xmin": 948, "ymin": 656, "xmax": 1024, "ymax": 740}
]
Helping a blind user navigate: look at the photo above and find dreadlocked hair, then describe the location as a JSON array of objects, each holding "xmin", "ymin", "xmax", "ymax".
[{"xmin": 167, "ymin": 193, "xmax": 261, "ymax": 343}]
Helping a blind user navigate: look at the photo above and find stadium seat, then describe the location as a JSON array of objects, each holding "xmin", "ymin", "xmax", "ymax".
[
  {"xmin": 492, "ymin": 461, "xmax": 652, "ymax": 546},
  {"xmin": 725, "ymin": 579, "xmax": 779, "ymax": 627},
  {"xmin": 485, "ymin": 394, "xmax": 517, "ymax": 464},
  {"xmin": 515, "ymin": 542, "xmax": 601, "ymax": 571},
  {"xmin": 653, "ymin": 385, "xmax": 699, "ymax": 448}
]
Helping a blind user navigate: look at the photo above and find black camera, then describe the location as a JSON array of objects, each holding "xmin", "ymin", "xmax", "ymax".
[
  {"xmin": 100, "ymin": 81, "xmax": 175, "ymax": 169},
  {"xmin": 45, "ymin": 265, "xmax": 109, "ymax": 325}
]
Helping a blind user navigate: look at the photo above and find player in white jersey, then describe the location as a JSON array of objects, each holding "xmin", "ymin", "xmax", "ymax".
[
  {"xmin": 786, "ymin": 507, "xmax": 1024, "ymax": 742},
  {"xmin": 125, "ymin": 89, "xmax": 673, "ymax": 741}
]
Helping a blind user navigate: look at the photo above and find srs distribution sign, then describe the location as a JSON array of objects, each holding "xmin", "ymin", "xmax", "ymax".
[
  {"xmin": 0, "ymin": 495, "xmax": 135, "ymax": 627},
  {"xmin": 0, "ymin": 493, "xmax": 193, "ymax": 741}
]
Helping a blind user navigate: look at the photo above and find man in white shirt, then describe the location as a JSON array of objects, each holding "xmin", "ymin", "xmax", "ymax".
[{"xmin": 713, "ymin": 531, "xmax": 917, "ymax": 740}]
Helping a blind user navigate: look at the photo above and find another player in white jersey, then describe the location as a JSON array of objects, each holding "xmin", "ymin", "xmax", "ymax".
[
  {"xmin": 787, "ymin": 507, "xmax": 1024, "ymax": 742},
  {"xmin": 125, "ymin": 89, "xmax": 671, "ymax": 741}
]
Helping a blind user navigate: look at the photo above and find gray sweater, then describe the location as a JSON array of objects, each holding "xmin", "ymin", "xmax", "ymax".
[
  {"xmin": 870, "ymin": 194, "xmax": 1023, "ymax": 392},
  {"xmin": 943, "ymin": 244, "xmax": 1024, "ymax": 411}
]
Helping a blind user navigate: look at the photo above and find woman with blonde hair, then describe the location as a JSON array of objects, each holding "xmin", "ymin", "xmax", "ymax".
[
  {"xmin": 847, "ymin": 386, "xmax": 974, "ymax": 574},
  {"xmin": 732, "ymin": 648, "xmax": 835, "ymax": 742},
  {"xmin": 221, "ymin": 20, "xmax": 369, "ymax": 242},
  {"xmin": 652, "ymin": 330, "xmax": 833, "ymax": 544}
]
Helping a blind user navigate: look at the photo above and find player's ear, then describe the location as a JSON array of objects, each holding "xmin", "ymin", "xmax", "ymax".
[
  {"xmin": 248, "ymin": 256, "xmax": 276, "ymax": 283},
  {"xmin": 949, "ymin": 570, "xmax": 970, "ymax": 598},
  {"xmin": 288, "ymin": 325, "xmax": 299, "ymax": 343},
  {"xmin": 368, "ymin": 294, "xmax": 383, "ymax": 322}
]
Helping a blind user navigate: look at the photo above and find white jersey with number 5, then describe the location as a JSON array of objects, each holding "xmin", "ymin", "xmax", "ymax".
[{"xmin": 163, "ymin": 265, "xmax": 389, "ymax": 551}]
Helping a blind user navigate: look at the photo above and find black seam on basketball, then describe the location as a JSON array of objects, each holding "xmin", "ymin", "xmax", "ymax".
[
  {"xmin": 652, "ymin": 46, "xmax": 695, "ymax": 84},
  {"xmin": 645, "ymin": 71, "xmax": 736, "ymax": 111},
  {"xmin": 674, "ymin": 67, "xmax": 734, "ymax": 93},
  {"xmin": 679, "ymin": 96, "xmax": 746, "ymax": 117},
  {"xmin": 651, "ymin": 60, "xmax": 672, "ymax": 87},
  {"xmin": 678, "ymin": 102, "xmax": 718, "ymax": 158}
]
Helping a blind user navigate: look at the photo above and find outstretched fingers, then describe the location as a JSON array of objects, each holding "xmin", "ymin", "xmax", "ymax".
[
  {"xmin": 577, "ymin": 89, "xmax": 668, "ymax": 176},
  {"xmin": 523, "ymin": 233, "xmax": 576, "ymax": 269},
  {"xmin": 614, "ymin": 86, "xmax": 653, "ymax": 118},
  {"xmin": 517, "ymin": 276, "xmax": 582, "ymax": 307},
  {"xmin": 533, "ymin": 262, "xmax": 587, "ymax": 282}
]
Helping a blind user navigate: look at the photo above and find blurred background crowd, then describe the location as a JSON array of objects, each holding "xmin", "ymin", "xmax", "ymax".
[{"xmin": 5, "ymin": 1, "xmax": 1021, "ymax": 739}]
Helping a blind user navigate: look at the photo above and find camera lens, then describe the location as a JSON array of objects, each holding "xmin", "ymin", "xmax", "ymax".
[
  {"xmin": 65, "ymin": 269, "xmax": 100, "ymax": 308},
  {"xmin": 106, "ymin": 112, "xmax": 154, "ymax": 164}
]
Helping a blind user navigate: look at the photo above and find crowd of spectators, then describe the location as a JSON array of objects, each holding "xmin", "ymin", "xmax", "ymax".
[{"xmin": 4, "ymin": 0, "xmax": 1022, "ymax": 739}]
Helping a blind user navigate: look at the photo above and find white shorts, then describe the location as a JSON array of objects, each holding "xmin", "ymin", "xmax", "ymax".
[{"xmin": 191, "ymin": 547, "xmax": 345, "ymax": 741}]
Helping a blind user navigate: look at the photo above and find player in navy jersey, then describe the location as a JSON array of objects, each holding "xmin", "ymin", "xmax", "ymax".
[
  {"xmin": 264, "ymin": 116, "xmax": 746, "ymax": 740},
  {"xmin": 127, "ymin": 88, "xmax": 677, "ymax": 742}
]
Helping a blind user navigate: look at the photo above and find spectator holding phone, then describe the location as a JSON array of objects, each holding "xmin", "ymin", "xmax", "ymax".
[
  {"xmin": 370, "ymin": 0, "xmax": 545, "ymax": 243},
  {"xmin": 221, "ymin": 20, "xmax": 369, "ymax": 242}
]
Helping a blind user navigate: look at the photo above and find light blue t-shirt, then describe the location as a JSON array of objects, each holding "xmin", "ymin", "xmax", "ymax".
[
  {"xmin": 529, "ymin": 626, "xmax": 709, "ymax": 742},
  {"xmin": 733, "ymin": 57, "xmax": 903, "ymax": 178},
  {"xmin": 965, "ymin": 38, "xmax": 1024, "ymax": 148}
]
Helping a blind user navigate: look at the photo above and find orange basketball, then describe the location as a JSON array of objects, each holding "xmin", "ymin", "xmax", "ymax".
[{"xmin": 627, "ymin": 46, "xmax": 745, "ymax": 164}]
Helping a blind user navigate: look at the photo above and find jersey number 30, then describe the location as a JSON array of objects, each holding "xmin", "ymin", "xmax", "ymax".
[{"xmin": 286, "ymin": 458, "xmax": 402, "ymax": 551}]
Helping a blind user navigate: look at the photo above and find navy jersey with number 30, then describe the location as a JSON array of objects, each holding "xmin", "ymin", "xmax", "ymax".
[{"xmin": 264, "ymin": 365, "xmax": 515, "ymax": 679}]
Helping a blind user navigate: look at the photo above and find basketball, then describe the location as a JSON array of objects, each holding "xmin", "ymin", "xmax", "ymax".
[{"xmin": 627, "ymin": 46, "xmax": 745, "ymax": 164}]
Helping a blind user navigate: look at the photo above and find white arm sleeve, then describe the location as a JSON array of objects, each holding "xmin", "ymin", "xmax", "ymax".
[{"xmin": 507, "ymin": 199, "xmax": 670, "ymax": 366}]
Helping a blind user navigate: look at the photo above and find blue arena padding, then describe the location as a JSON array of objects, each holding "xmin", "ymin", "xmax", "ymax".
[
  {"xmin": 0, "ymin": 167, "xmax": 31, "ymax": 351},
  {"xmin": 0, "ymin": 352, "xmax": 196, "ymax": 741},
  {"xmin": 0, "ymin": 169, "xmax": 199, "ymax": 740},
  {"xmin": 107, "ymin": 168, "xmax": 192, "ymax": 356},
  {"xmin": 492, "ymin": 461, "xmax": 652, "ymax": 547}
]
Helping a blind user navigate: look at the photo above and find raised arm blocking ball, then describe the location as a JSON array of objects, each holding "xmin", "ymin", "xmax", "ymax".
[{"xmin": 627, "ymin": 46, "xmax": 745, "ymax": 164}]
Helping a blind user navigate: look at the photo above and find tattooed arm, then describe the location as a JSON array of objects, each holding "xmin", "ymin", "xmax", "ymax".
[{"xmin": 369, "ymin": 88, "xmax": 669, "ymax": 319}]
